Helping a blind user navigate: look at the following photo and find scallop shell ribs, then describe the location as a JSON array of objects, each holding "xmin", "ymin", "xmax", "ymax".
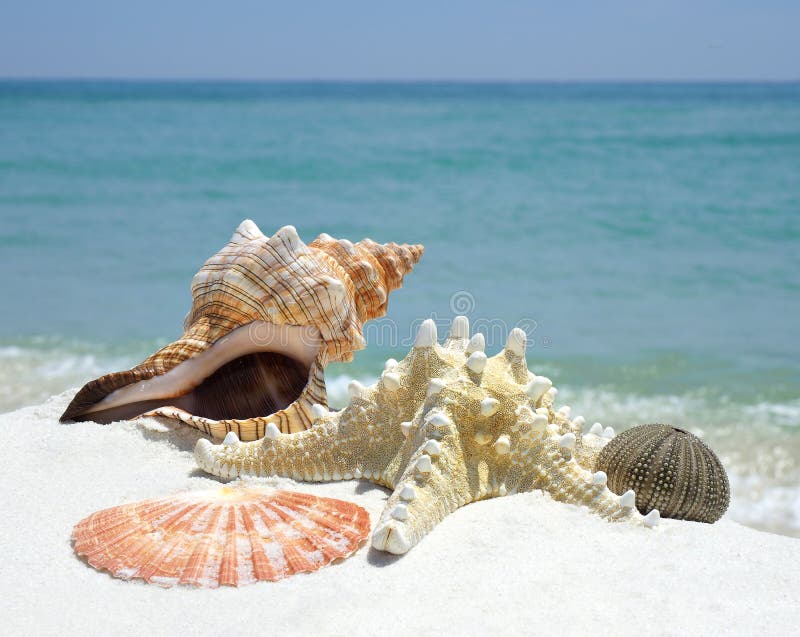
[{"xmin": 72, "ymin": 487, "xmax": 371, "ymax": 587}]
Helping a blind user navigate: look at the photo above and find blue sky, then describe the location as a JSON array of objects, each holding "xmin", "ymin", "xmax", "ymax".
[{"xmin": 0, "ymin": 1, "xmax": 797, "ymax": 80}]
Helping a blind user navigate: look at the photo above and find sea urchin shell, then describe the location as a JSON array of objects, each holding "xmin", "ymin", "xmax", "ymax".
[
  {"xmin": 72, "ymin": 487, "xmax": 371, "ymax": 587},
  {"xmin": 595, "ymin": 424, "xmax": 730, "ymax": 523}
]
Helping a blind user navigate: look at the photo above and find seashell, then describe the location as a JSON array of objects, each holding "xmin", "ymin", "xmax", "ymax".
[
  {"xmin": 60, "ymin": 220, "xmax": 423, "ymax": 440},
  {"xmin": 72, "ymin": 487, "xmax": 370, "ymax": 587},
  {"xmin": 595, "ymin": 424, "xmax": 730, "ymax": 523}
]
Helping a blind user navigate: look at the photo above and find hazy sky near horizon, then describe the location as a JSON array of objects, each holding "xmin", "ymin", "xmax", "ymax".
[{"xmin": 1, "ymin": 1, "xmax": 797, "ymax": 80}]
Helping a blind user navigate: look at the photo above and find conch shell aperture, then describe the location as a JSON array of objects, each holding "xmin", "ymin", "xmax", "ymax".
[{"xmin": 61, "ymin": 220, "xmax": 423, "ymax": 441}]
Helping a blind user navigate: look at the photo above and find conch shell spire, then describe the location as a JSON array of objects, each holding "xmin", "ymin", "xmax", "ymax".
[{"xmin": 310, "ymin": 234, "xmax": 424, "ymax": 327}]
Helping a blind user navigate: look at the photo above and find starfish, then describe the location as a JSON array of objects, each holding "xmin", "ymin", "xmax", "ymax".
[{"xmin": 195, "ymin": 316, "xmax": 659, "ymax": 554}]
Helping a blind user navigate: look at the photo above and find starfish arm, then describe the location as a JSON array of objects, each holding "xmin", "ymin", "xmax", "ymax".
[
  {"xmin": 194, "ymin": 419, "xmax": 357, "ymax": 480},
  {"xmin": 572, "ymin": 430, "xmax": 610, "ymax": 471},
  {"xmin": 372, "ymin": 409, "xmax": 471, "ymax": 554},
  {"xmin": 510, "ymin": 428, "xmax": 651, "ymax": 524}
]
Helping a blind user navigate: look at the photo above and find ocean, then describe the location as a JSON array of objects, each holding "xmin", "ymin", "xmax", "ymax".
[{"xmin": 1, "ymin": 80, "xmax": 798, "ymax": 536}]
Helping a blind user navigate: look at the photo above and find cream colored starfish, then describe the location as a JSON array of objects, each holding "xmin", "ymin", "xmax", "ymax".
[{"xmin": 195, "ymin": 316, "xmax": 659, "ymax": 554}]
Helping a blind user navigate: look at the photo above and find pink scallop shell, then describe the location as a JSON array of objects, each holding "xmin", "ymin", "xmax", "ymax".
[{"xmin": 72, "ymin": 488, "xmax": 370, "ymax": 588}]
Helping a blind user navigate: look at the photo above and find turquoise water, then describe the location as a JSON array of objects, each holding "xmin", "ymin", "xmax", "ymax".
[{"xmin": 1, "ymin": 81, "xmax": 799, "ymax": 534}]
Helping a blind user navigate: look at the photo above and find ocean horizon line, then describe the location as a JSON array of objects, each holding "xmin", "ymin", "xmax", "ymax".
[{"xmin": 1, "ymin": 76, "xmax": 799, "ymax": 85}]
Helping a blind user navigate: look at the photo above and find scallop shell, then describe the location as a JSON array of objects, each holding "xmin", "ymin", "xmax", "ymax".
[
  {"xmin": 60, "ymin": 220, "xmax": 423, "ymax": 440},
  {"xmin": 72, "ymin": 487, "xmax": 371, "ymax": 587},
  {"xmin": 595, "ymin": 424, "xmax": 730, "ymax": 523}
]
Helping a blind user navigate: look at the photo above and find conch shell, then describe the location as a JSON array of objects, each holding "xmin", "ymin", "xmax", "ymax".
[{"xmin": 61, "ymin": 220, "xmax": 423, "ymax": 440}]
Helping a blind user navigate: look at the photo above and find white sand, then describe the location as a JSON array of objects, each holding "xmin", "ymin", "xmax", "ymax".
[{"xmin": 1, "ymin": 392, "xmax": 798, "ymax": 637}]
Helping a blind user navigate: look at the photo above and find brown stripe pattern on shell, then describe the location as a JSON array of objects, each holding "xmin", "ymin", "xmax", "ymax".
[
  {"xmin": 595, "ymin": 424, "xmax": 730, "ymax": 523},
  {"xmin": 72, "ymin": 488, "xmax": 371, "ymax": 587},
  {"xmin": 60, "ymin": 220, "xmax": 423, "ymax": 440}
]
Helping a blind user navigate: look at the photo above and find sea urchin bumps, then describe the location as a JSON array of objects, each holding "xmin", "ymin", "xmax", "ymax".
[{"xmin": 595, "ymin": 424, "xmax": 730, "ymax": 523}]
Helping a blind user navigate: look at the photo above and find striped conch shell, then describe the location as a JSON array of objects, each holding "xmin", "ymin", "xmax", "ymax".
[{"xmin": 61, "ymin": 220, "xmax": 423, "ymax": 440}]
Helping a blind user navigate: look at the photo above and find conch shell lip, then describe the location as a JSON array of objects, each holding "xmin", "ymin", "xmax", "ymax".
[{"xmin": 61, "ymin": 321, "xmax": 321, "ymax": 425}]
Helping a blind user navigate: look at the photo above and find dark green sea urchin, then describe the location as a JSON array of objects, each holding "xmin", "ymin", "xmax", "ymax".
[{"xmin": 595, "ymin": 424, "xmax": 730, "ymax": 523}]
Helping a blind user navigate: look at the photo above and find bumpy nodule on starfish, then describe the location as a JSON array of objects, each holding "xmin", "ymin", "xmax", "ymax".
[{"xmin": 195, "ymin": 317, "xmax": 659, "ymax": 554}]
